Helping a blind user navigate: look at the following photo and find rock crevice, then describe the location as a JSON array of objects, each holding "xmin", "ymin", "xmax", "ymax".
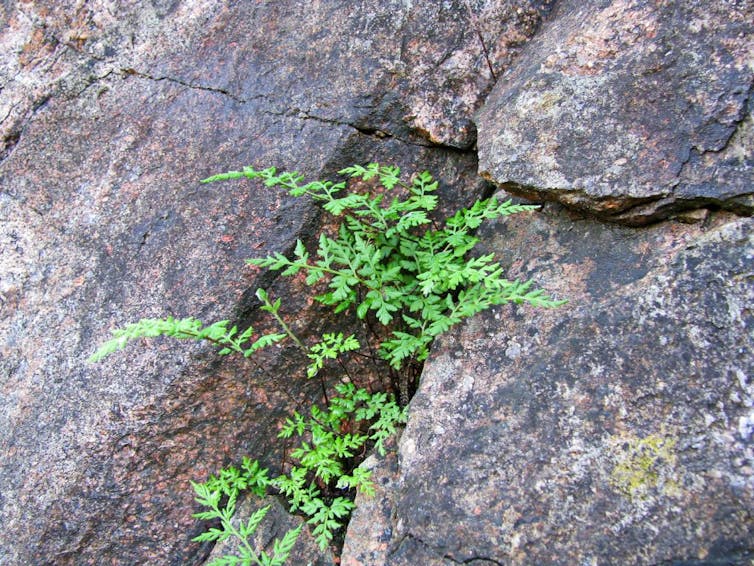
[{"xmin": 1, "ymin": 1, "xmax": 752, "ymax": 564}]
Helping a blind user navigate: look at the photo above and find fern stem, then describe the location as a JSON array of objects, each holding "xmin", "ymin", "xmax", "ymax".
[
  {"xmin": 269, "ymin": 309, "xmax": 305, "ymax": 351},
  {"xmin": 217, "ymin": 504, "xmax": 266, "ymax": 566}
]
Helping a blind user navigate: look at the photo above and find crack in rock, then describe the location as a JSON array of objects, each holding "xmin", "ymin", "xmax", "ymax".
[
  {"xmin": 110, "ymin": 71, "xmax": 446, "ymax": 149},
  {"xmin": 492, "ymin": 179, "xmax": 668, "ymax": 222},
  {"xmin": 118, "ymin": 68, "xmax": 247, "ymax": 103},
  {"xmin": 267, "ymin": 106, "xmax": 473, "ymax": 151},
  {"xmin": 463, "ymin": 0, "xmax": 497, "ymax": 82}
]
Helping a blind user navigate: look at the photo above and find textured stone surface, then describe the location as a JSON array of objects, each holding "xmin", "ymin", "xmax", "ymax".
[
  {"xmin": 1, "ymin": 0, "xmax": 551, "ymax": 165},
  {"xmin": 350, "ymin": 207, "xmax": 753, "ymax": 565},
  {"xmin": 341, "ymin": 437, "xmax": 401, "ymax": 566},
  {"xmin": 0, "ymin": 69, "xmax": 337, "ymax": 566},
  {"xmin": 0, "ymin": 1, "xmax": 497, "ymax": 564},
  {"xmin": 395, "ymin": 0, "xmax": 554, "ymax": 148},
  {"xmin": 4, "ymin": 0, "xmax": 754, "ymax": 564},
  {"xmin": 477, "ymin": 0, "xmax": 754, "ymax": 224}
]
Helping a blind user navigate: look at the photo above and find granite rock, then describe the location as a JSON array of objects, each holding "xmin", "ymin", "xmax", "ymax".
[
  {"xmin": 477, "ymin": 0, "xmax": 754, "ymax": 224},
  {"xmin": 395, "ymin": 0, "xmax": 554, "ymax": 148},
  {"xmin": 3, "ymin": 0, "xmax": 753, "ymax": 564},
  {"xmin": 344, "ymin": 207, "xmax": 754, "ymax": 565}
]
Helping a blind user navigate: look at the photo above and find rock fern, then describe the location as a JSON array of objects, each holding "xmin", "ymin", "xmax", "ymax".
[
  {"xmin": 89, "ymin": 162, "xmax": 564, "ymax": 564},
  {"xmin": 212, "ymin": 163, "xmax": 563, "ymax": 369}
]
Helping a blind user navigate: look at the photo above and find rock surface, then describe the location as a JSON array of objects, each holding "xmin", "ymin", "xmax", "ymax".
[
  {"xmin": 477, "ymin": 0, "xmax": 754, "ymax": 225},
  {"xmin": 395, "ymin": 0, "xmax": 555, "ymax": 148},
  {"xmin": 350, "ymin": 206, "xmax": 753, "ymax": 565},
  {"xmin": 1, "ymin": 1, "xmax": 512, "ymax": 564},
  {"xmin": 2, "ymin": 0, "xmax": 753, "ymax": 565},
  {"xmin": 342, "ymin": 0, "xmax": 754, "ymax": 563},
  {"xmin": 341, "ymin": 438, "xmax": 401, "ymax": 566}
]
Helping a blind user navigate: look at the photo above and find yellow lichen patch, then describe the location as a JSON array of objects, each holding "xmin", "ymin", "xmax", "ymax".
[{"xmin": 609, "ymin": 433, "xmax": 681, "ymax": 502}]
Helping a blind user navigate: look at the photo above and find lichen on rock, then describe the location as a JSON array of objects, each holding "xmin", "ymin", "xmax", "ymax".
[{"xmin": 609, "ymin": 432, "xmax": 681, "ymax": 502}]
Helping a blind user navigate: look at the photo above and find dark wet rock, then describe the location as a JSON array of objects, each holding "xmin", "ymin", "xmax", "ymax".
[
  {"xmin": 347, "ymin": 207, "xmax": 753, "ymax": 565},
  {"xmin": 477, "ymin": 0, "xmax": 754, "ymax": 225}
]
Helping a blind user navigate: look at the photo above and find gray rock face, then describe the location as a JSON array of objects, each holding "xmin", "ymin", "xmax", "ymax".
[
  {"xmin": 0, "ymin": 1, "xmax": 505, "ymax": 564},
  {"xmin": 346, "ymin": 208, "xmax": 753, "ymax": 565},
  {"xmin": 477, "ymin": 0, "xmax": 754, "ymax": 225}
]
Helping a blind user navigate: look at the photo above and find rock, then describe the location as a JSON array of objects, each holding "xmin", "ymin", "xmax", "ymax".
[
  {"xmin": 0, "ymin": 69, "xmax": 339, "ymax": 566},
  {"xmin": 395, "ymin": 0, "xmax": 555, "ymax": 148},
  {"xmin": 477, "ymin": 0, "xmax": 754, "ymax": 225},
  {"xmin": 341, "ymin": 437, "xmax": 401, "ymax": 566},
  {"xmin": 346, "ymin": 206, "xmax": 753, "ymax": 564},
  {"xmin": 5, "ymin": 0, "xmax": 752, "ymax": 564},
  {"xmin": 0, "ymin": 1, "xmax": 496, "ymax": 564}
]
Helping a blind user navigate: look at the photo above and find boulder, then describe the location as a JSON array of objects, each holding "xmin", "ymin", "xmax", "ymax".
[
  {"xmin": 477, "ymin": 0, "xmax": 754, "ymax": 225},
  {"xmin": 344, "ymin": 0, "xmax": 754, "ymax": 562},
  {"xmin": 340, "ymin": 438, "xmax": 401, "ymax": 566},
  {"xmin": 345, "ymin": 206, "xmax": 754, "ymax": 565},
  {"xmin": 0, "ymin": 61, "xmax": 342, "ymax": 566},
  {"xmin": 1, "ymin": 1, "xmax": 519, "ymax": 563}
]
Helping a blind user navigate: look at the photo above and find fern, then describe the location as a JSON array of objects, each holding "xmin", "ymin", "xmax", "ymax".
[
  {"xmin": 88, "ymin": 317, "xmax": 285, "ymax": 362},
  {"xmin": 306, "ymin": 332, "xmax": 360, "ymax": 378},
  {"xmin": 271, "ymin": 383, "xmax": 406, "ymax": 549},
  {"xmin": 90, "ymin": 162, "xmax": 564, "ymax": 563},
  {"xmin": 191, "ymin": 481, "xmax": 301, "ymax": 566},
  {"xmin": 234, "ymin": 163, "xmax": 564, "ymax": 369}
]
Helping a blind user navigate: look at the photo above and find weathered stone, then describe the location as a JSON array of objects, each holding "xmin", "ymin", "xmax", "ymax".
[
  {"xmin": 395, "ymin": 0, "xmax": 554, "ymax": 148},
  {"xmin": 0, "ymin": 73, "xmax": 338, "ymax": 566},
  {"xmin": 477, "ymin": 0, "xmax": 754, "ymax": 224},
  {"xmin": 0, "ymin": 1, "xmax": 493, "ymax": 564},
  {"xmin": 356, "ymin": 206, "xmax": 753, "ymax": 564},
  {"xmin": 5, "ymin": 0, "xmax": 753, "ymax": 564},
  {"xmin": 341, "ymin": 437, "xmax": 401, "ymax": 566}
]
